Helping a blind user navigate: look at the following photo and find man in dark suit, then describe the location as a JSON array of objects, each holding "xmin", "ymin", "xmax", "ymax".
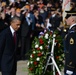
[
  {"xmin": 64, "ymin": 11, "xmax": 76, "ymax": 75},
  {"xmin": 49, "ymin": 7, "xmax": 61, "ymax": 31},
  {"xmin": 0, "ymin": 16, "xmax": 21, "ymax": 75},
  {"xmin": 20, "ymin": 9, "xmax": 33, "ymax": 60}
]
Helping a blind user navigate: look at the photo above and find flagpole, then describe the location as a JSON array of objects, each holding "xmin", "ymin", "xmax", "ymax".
[{"xmin": 62, "ymin": 0, "xmax": 71, "ymax": 27}]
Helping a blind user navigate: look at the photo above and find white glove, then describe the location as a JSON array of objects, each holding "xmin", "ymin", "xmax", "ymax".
[{"xmin": 66, "ymin": 70, "xmax": 73, "ymax": 75}]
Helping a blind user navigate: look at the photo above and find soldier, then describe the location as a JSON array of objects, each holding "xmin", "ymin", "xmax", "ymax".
[{"xmin": 64, "ymin": 11, "xmax": 76, "ymax": 75}]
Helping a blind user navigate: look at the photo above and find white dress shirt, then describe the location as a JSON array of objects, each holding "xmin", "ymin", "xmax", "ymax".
[
  {"xmin": 69, "ymin": 23, "xmax": 76, "ymax": 29},
  {"xmin": 10, "ymin": 26, "xmax": 15, "ymax": 36}
]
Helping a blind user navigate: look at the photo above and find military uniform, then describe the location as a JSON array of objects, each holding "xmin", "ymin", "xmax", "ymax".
[{"xmin": 64, "ymin": 24, "xmax": 76, "ymax": 74}]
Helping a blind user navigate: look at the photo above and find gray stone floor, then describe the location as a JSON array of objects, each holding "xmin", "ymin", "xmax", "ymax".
[
  {"xmin": 0, "ymin": 60, "xmax": 29, "ymax": 75},
  {"xmin": 16, "ymin": 60, "xmax": 28, "ymax": 75}
]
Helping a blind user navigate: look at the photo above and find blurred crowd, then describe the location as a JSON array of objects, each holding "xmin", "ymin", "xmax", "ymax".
[
  {"xmin": 0, "ymin": 0, "xmax": 62, "ymax": 32},
  {"xmin": 0, "ymin": 0, "xmax": 76, "ymax": 60}
]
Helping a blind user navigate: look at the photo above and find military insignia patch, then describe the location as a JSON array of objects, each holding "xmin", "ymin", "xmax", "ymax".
[
  {"xmin": 69, "ymin": 62, "xmax": 72, "ymax": 65},
  {"xmin": 70, "ymin": 38, "xmax": 74, "ymax": 44}
]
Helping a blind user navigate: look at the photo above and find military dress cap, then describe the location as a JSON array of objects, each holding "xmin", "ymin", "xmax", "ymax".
[{"xmin": 65, "ymin": 11, "xmax": 76, "ymax": 19}]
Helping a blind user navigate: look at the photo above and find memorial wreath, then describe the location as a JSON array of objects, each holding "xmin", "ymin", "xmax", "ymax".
[{"xmin": 27, "ymin": 29, "xmax": 64, "ymax": 75}]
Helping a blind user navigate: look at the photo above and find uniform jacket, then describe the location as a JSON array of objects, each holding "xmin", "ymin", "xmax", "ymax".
[{"xmin": 64, "ymin": 24, "xmax": 76, "ymax": 72}]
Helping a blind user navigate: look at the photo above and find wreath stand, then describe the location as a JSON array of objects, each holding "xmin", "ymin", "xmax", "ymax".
[{"xmin": 43, "ymin": 34, "xmax": 61, "ymax": 75}]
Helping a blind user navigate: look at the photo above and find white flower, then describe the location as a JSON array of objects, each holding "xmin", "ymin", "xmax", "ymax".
[
  {"xmin": 30, "ymin": 54, "xmax": 32, "ymax": 58},
  {"xmin": 36, "ymin": 57, "xmax": 40, "ymax": 61},
  {"xmin": 59, "ymin": 58, "xmax": 62, "ymax": 61},
  {"xmin": 30, "ymin": 61, "xmax": 33, "ymax": 64},
  {"xmin": 35, "ymin": 42, "xmax": 37, "ymax": 44},
  {"xmin": 39, "ymin": 46, "xmax": 43, "ymax": 50},
  {"xmin": 35, "ymin": 44, "xmax": 39, "ymax": 48},
  {"xmin": 59, "ymin": 64, "xmax": 62, "ymax": 67},
  {"xmin": 53, "ymin": 34, "xmax": 56, "ymax": 37},
  {"xmin": 33, "ymin": 51, "xmax": 36, "ymax": 54},
  {"xmin": 27, "ymin": 62, "xmax": 29, "ymax": 66},
  {"xmin": 45, "ymin": 33, "xmax": 49, "ymax": 39},
  {"xmin": 42, "ymin": 67, "xmax": 44, "ymax": 69},
  {"xmin": 48, "ymin": 41, "xmax": 50, "ymax": 44},
  {"xmin": 38, "ymin": 35, "xmax": 43, "ymax": 38},
  {"xmin": 42, "ymin": 51, "xmax": 44, "ymax": 54},
  {"xmin": 48, "ymin": 39, "xmax": 51, "ymax": 44}
]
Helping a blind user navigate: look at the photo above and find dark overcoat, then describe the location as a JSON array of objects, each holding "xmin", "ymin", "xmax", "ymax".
[{"xmin": 0, "ymin": 27, "xmax": 18, "ymax": 72}]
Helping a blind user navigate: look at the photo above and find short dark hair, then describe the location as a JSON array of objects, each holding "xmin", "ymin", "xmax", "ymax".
[{"xmin": 10, "ymin": 16, "xmax": 21, "ymax": 23}]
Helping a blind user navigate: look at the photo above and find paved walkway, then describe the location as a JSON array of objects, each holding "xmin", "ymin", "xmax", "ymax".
[
  {"xmin": 0, "ymin": 60, "xmax": 28, "ymax": 75},
  {"xmin": 16, "ymin": 60, "xmax": 28, "ymax": 75}
]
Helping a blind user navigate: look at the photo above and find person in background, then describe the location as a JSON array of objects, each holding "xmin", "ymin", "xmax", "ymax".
[
  {"xmin": 45, "ymin": 17, "xmax": 52, "ymax": 31},
  {"xmin": 10, "ymin": 7, "xmax": 16, "ymax": 18},
  {"xmin": 49, "ymin": 7, "xmax": 61, "ymax": 31},
  {"xmin": 33, "ymin": 10, "xmax": 45, "ymax": 37},
  {"xmin": 0, "ymin": 11, "xmax": 8, "ymax": 32},
  {"xmin": 39, "ymin": 6, "xmax": 48, "ymax": 22},
  {"xmin": 70, "ymin": 0, "xmax": 76, "ymax": 11},
  {"xmin": 64, "ymin": 11, "xmax": 76, "ymax": 75},
  {"xmin": 0, "ymin": 16, "xmax": 21, "ymax": 75},
  {"xmin": 15, "ymin": 0, "xmax": 24, "ymax": 8},
  {"xmin": 20, "ymin": 9, "xmax": 33, "ymax": 60}
]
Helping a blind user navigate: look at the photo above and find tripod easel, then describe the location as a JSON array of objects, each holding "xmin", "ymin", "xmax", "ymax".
[{"xmin": 43, "ymin": 34, "xmax": 61, "ymax": 75}]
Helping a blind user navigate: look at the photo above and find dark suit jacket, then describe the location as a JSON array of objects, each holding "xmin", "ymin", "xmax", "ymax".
[
  {"xmin": 0, "ymin": 18, "xmax": 8, "ymax": 32},
  {"xmin": 21, "ymin": 17, "xmax": 32, "ymax": 37},
  {"xmin": 49, "ymin": 15, "xmax": 61, "ymax": 30},
  {"xmin": 0, "ymin": 27, "xmax": 18, "ymax": 72}
]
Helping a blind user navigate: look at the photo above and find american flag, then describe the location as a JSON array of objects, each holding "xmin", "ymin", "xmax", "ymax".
[{"xmin": 62, "ymin": 0, "xmax": 71, "ymax": 23}]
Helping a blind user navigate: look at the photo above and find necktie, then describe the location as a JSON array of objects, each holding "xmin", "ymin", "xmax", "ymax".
[
  {"xmin": 26, "ymin": 17, "xmax": 30, "ymax": 25},
  {"xmin": 13, "ymin": 32, "xmax": 16, "ymax": 44}
]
